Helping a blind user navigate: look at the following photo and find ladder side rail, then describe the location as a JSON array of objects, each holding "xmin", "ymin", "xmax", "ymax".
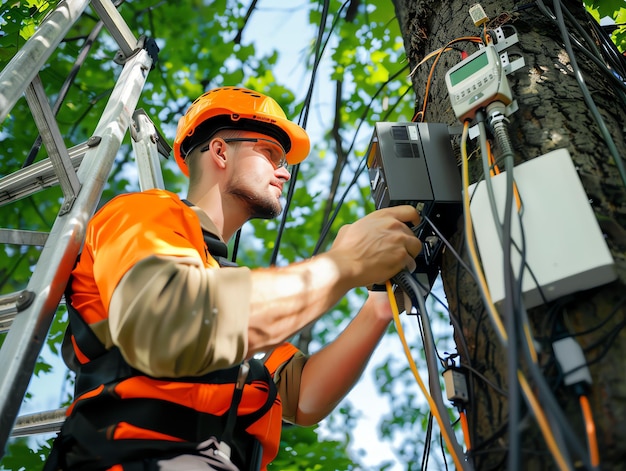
[
  {"xmin": 90, "ymin": 0, "xmax": 137, "ymax": 59},
  {"xmin": 0, "ymin": 143, "xmax": 88, "ymax": 207},
  {"xmin": 0, "ymin": 49, "xmax": 154, "ymax": 455},
  {"xmin": 131, "ymin": 110, "xmax": 167, "ymax": 191},
  {"xmin": 0, "ymin": 0, "xmax": 90, "ymax": 123},
  {"xmin": 25, "ymin": 75, "xmax": 81, "ymax": 215}
]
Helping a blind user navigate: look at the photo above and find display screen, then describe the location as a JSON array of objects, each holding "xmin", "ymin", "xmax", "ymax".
[{"xmin": 449, "ymin": 51, "xmax": 489, "ymax": 86}]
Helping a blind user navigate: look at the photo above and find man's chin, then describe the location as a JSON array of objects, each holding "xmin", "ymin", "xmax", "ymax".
[{"xmin": 248, "ymin": 203, "xmax": 282, "ymax": 220}]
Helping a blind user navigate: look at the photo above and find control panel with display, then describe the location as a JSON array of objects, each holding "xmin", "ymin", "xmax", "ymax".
[{"xmin": 445, "ymin": 44, "xmax": 512, "ymax": 122}]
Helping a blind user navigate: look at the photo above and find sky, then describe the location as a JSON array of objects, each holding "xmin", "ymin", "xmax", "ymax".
[{"xmin": 11, "ymin": 2, "xmax": 463, "ymax": 470}]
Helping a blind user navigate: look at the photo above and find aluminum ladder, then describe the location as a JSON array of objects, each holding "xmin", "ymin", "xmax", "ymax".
[{"xmin": 0, "ymin": 0, "xmax": 169, "ymax": 455}]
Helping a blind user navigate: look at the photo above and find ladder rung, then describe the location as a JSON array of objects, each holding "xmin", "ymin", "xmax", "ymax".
[
  {"xmin": 0, "ymin": 142, "xmax": 89, "ymax": 206},
  {"xmin": 0, "ymin": 293, "xmax": 63, "ymax": 334},
  {"xmin": 0, "ymin": 229, "xmax": 49, "ymax": 246},
  {"xmin": 0, "ymin": 291, "xmax": 35, "ymax": 334},
  {"xmin": 10, "ymin": 408, "xmax": 67, "ymax": 438}
]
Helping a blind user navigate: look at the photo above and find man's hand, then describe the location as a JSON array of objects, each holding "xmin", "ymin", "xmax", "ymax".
[
  {"xmin": 327, "ymin": 205, "xmax": 422, "ymax": 288},
  {"xmin": 247, "ymin": 205, "xmax": 421, "ymax": 354},
  {"xmin": 366, "ymin": 287, "xmax": 409, "ymax": 323}
]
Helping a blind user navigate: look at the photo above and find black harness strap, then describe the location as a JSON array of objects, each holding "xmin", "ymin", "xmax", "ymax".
[
  {"xmin": 53, "ymin": 205, "xmax": 277, "ymax": 470},
  {"xmin": 58, "ymin": 299, "xmax": 276, "ymax": 470},
  {"xmin": 52, "ymin": 211, "xmax": 278, "ymax": 470},
  {"xmin": 61, "ymin": 411, "xmax": 200, "ymax": 471}
]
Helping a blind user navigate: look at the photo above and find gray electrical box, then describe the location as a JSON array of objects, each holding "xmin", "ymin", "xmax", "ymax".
[
  {"xmin": 366, "ymin": 122, "xmax": 462, "ymax": 283},
  {"xmin": 469, "ymin": 148, "xmax": 617, "ymax": 309}
]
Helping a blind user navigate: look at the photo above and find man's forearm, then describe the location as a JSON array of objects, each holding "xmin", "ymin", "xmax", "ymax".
[
  {"xmin": 245, "ymin": 203, "xmax": 421, "ymax": 355},
  {"xmin": 247, "ymin": 252, "xmax": 353, "ymax": 354},
  {"xmin": 293, "ymin": 293, "xmax": 392, "ymax": 425}
]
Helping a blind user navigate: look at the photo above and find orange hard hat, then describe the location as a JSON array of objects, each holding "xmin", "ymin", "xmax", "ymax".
[{"xmin": 173, "ymin": 86, "xmax": 310, "ymax": 176}]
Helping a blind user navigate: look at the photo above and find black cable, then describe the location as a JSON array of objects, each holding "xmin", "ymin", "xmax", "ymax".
[
  {"xmin": 421, "ymin": 213, "xmax": 475, "ymax": 282},
  {"xmin": 231, "ymin": 228, "xmax": 241, "ymax": 263},
  {"xmin": 312, "ymin": 154, "xmax": 368, "ymax": 255},
  {"xmin": 269, "ymin": 0, "xmax": 330, "ymax": 265},
  {"xmin": 312, "ymin": 67, "xmax": 410, "ymax": 250},
  {"xmin": 269, "ymin": 161, "xmax": 301, "ymax": 265},
  {"xmin": 492, "ymin": 110, "xmax": 520, "ymax": 471},
  {"xmin": 579, "ymin": 319, "xmax": 626, "ymax": 369},
  {"xmin": 490, "ymin": 108, "xmax": 588, "ymax": 469},
  {"xmin": 511, "ymin": 281, "xmax": 590, "ymax": 466},
  {"xmin": 511, "ymin": 218, "xmax": 550, "ymax": 308},
  {"xmin": 542, "ymin": 298, "xmax": 626, "ymax": 388},
  {"xmin": 421, "ymin": 412, "xmax": 434, "ymax": 471},
  {"xmin": 392, "ymin": 269, "xmax": 472, "ymax": 471},
  {"xmin": 440, "ymin": 430, "xmax": 450, "ymax": 471},
  {"xmin": 550, "ymin": 0, "xmax": 626, "ymax": 189},
  {"xmin": 415, "ymin": 305, "xmax": 448, "ymax": 365},
  {"xmin": 514, "ymin": 305, "xmax": 591, "ymax": 468},
  {"xmin": 343, "ymin": 63, "xmax": 410, "ymax": 161},
  {"xmin": 413, "ymin": 273, "xmax": 473, "ymax": 366},
  {"xmin": 310, "ymin": 63, "xmax": 410, "ymax": 255},
  {"xmin": 571, "ymin": 294, "xmax": 626, "ymax": 339},
  {"xmin": 583, "ymin": 11, "xmax": 626, "ymax": 80},
  {"xmin": 533, "ymin": 1, "xmax": 626, "ymax": 102}
]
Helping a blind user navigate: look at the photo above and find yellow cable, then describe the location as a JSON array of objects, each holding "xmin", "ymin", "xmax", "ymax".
[
  {"xmin": 517, "ymin": 372, "xmax": 570, "ymax": 471},
  {"xmin": 467, "ymin": 122, "xmax": 567, "ymax": 466},
  {"xmin": 461, "ymin": 120, "xmax": 508, "ymax": 343},
  {"xmin": 385, "ymin": 281, "xmax": 466, "ymax": 471},
  {"xmin": 459, "ymin": 77, "xmax": 572, "ymax": 471},
  {"xmin": 468, "ymin": 117, "xmax": 571, "ymax": 469}
]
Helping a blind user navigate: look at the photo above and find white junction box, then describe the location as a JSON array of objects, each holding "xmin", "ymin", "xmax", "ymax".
[{"xmin": 469, "ymin": 148, "xmax": 616, "ymax": 309}]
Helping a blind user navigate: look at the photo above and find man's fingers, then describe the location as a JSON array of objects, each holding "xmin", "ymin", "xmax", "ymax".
[
  {"xmin": 407, "ymin": 236, "xmax": 423, "ymax": 259},
  {"xmin": 380, "ymin": 204, "xmax": 421, "ymax": 227},
  {"xmin": 405, "ymin": 255, "xmax": 417, "ymax": 273}
]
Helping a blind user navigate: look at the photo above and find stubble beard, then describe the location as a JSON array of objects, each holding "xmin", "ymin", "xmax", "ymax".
[{"xmin": 227, "ymin": 185, "xmax": 283, "ymax": 220}]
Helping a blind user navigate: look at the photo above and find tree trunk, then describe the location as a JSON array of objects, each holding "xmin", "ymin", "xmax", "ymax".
[{"xmin": 391, "ymin": 0, "xmax": 626, "ymax": 469}]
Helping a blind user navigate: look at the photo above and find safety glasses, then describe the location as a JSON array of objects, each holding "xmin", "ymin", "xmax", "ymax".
[{"xmin": 200, "ymin": 137, "xmax": 288, "ymax": 169}]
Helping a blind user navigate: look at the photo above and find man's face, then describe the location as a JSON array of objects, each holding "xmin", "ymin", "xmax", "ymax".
[{"xmin": 223, "ymin": 131, "xmax": 291, "ymax": 220}]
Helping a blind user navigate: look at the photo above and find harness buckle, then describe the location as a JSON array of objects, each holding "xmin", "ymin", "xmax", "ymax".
[{"xmin": 215, "ymin": 440, "xmax": 232, "ymax": 460}]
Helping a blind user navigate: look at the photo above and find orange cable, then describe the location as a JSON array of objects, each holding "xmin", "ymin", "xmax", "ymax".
[
  {"xmin": 411, "ymin": 37, "xmax": 483, "ymax": 123},
  {"xmin": 486, "ymin": 137, "xmax": 522, "ymax": 211},
  {"xmin": 579, "ymin": 394, "xmax": 600, "ymax": 467},
  {"xmin": 459, "ymin": 409, "xmax": 471, "ymax": 450},
  {"xmin": 486, "ymin": 140, "xmax": 499, "ymax": 176}
]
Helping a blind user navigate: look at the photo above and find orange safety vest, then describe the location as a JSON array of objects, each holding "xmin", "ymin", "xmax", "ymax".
[{"xmin": 50, "ymin": 190, "xmax": 299, "ymax": 471}]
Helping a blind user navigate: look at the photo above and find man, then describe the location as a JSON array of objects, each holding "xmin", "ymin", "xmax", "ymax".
[{"xmin": 49, "ymin": 86, "xmax": 421, "ymax": 470}]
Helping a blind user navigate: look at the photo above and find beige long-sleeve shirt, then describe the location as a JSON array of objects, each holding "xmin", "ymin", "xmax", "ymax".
[{"xmin": 69, "ymin": 188, "xmax": 306, "ymax": 421}]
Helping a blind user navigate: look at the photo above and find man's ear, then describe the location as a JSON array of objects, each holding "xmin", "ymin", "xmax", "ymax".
[{"xmin": 210, "ymin": 138, "xmax": 228, "ymax": 169}]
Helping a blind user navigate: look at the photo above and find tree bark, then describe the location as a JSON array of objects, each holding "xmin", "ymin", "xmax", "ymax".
[{"xmin": 391, "ymin": 0, "xmax": 626, "ymax": 469}]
